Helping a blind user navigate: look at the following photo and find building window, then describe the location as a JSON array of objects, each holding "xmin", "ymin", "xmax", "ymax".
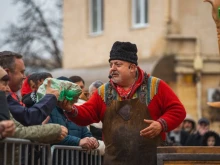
[
  {"xmin": 132, "ymin": 0, "xmax": 148, "ymax": 28},
  {"xmin": 89, "ymin": 0, "xmax": 103, "ymax": 35}
]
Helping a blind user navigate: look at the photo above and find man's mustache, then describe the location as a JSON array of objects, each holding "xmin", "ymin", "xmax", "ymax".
[{"xmin": 110, "ymin": 71, "xmax": 119, "ymax": 75}]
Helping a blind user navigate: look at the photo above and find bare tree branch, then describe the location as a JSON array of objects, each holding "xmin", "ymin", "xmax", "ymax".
[{"xmin": 0, "ymin": 0, "xmax": 63, "ymax": 70}]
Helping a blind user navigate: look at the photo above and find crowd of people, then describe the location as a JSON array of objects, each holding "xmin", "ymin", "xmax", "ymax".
[
  {"xmin": 167, "ymin": 114, "xmax": 220, "ymax": 146},
  {"xmin": 0, "ymin": 41, "xmax": 218, "ymax": 165}
]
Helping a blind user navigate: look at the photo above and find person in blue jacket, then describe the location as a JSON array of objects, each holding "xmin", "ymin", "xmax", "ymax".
[
  {"xmin": 0, "ymin": 51, "xmax": 59, "ymax": 126},
  {"xmin": 48, "ymin": 76, "xmax": 99, "ymax": 149}
]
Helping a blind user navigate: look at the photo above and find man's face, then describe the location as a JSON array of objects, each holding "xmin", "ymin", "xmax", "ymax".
[
  {"xmin": 7, "ymin": 58, "xmax": 26, "ymax": 92},
  {"xmin": 0, "ymin": 80, "xmax": 10, "ymax": 95},
  {"xmin": 197, "ymin": 123, "xmax": 209, "ymax": 135},
  {"xmin": 109, "ymin": 60, "xmax": 133, "ymax": 85},
  {"xmin": 182, "ymin": 120, "xmax": 193, "ymax": 132},
  {"xmin": 29, "ymin": 80, "xmax": 37, "ymax": 91},
  {"xmin": 75, "ymin": 81, "xmax": 85, "ymax": 92}
]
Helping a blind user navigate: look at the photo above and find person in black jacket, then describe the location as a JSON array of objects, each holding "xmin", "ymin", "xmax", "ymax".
[
  {"xmin": 184, "ymin": 118, "xmax": 210, "ymax": 146},
  {"xmin": 202, "ymin": 130, "xmax": 220, "ymax": 146},
  {"xmin": 0, "ymin": 90, "xmax": 10, "ymax": 121},
  {"xmin": 0, "ymin": 51, "xmax": 59, "ymax": 126},
  {"xmin": 0, "ymin": 67, "xmax": 16, "ymax": 138}
]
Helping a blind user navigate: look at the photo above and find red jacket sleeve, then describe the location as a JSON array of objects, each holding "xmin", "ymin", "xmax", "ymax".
[
  {"xmin": 65, "ymin": 91, "xmax": 106, "ymax": 126},
  {"xmin": 148, "ymin": 80, "xmax": 186, "ymax": 132}
]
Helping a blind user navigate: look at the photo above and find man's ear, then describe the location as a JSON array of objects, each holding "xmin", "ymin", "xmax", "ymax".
[{"xmin": 130, "ymin": 64, "xmax": 137, "ymax": 72}]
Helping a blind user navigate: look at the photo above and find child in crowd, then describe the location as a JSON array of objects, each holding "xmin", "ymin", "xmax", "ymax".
[{"xmin": 202, "ymin": 131, "xmax": 220, "ymax": 146}]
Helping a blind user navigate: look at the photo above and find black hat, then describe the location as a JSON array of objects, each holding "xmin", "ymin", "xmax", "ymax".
[
  {"xmin": 109, "ymin": 41, "xmax": 138, "ymax": 65},
  {"xmin": 57, "ymin": 76, "xmax": 72, "ymax": 82},
  {"xmin": 198, "ymin": 118, "xmax": 210, "ymax": 125}
]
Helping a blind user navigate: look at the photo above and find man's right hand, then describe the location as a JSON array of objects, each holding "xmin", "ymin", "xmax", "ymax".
[
  {"xmin": 45, "ymin": 79, "xmax": 60, "ymax": 99},
  {"xmin": 57, "ymin": 126, "xmax": 68, "ymax": 141},
  {"xmin": 79, "ymin": 137, "xmax": 99, "ymax": 149},
  {"xmin": 58, "ymin": 99, "xmax": 74, "ymax": 112},
  {"xmin": 0, "ymin": 120, "xmax": 15, "ymax": 138}
]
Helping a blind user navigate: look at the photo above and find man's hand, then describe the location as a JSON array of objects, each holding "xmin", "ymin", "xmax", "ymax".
[
  {"xmin": 0, "ymin": 123, "xmax": 4, "ymax": 133},
  {"xmin": 89, "ymin": 137, "xmax": 99, "ymax": 149},
  {"xmin": 140, "ymin": 119, "xmax": 162, "ymax": 138},
  {"xmin": 45, "ymin": 79, "xmax": 60, "ymax": 99},
  {"xmin": 57, "ymin": 126, "xmax": 68, "ymax": 141},
  {"xmin": 58, "ymin": 99, "xmax": 74, "ymax": 112},
  {"xmin": 79, "ymin": 137, "xmax": 99, "ymax": 149},
  {"xmin": 0, "ymin": 120, "xmax": 15, "ymax": 138}
]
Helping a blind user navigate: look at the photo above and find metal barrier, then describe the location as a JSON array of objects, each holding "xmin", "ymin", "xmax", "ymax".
[
  {"xmin": 0, "ymin": 137, "xmax": 52, "ymax": 165},
  {"xmin": 0, "ymin": 138, "xmax": 103, "ymax": 165},
  {"xmin": 51, "ymin": 145, "xmax": 103, "ymax": 165}
]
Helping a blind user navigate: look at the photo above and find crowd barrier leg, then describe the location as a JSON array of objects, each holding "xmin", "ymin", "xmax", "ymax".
[
  {"xmin": 51, "ymin": 145, "xmax": 102, "ymax": 165},
  {"xmin": 0, "ymin": 138, "xmax": 51, "ymax": 165}
]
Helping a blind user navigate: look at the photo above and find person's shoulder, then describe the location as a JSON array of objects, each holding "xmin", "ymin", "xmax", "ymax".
[
  {"xmin": 97, "ymin": 82, "xmax": 110, "ymax": 96},
  {"xmin": 146, "ymin": 75, "xmax": 161, "ymax": 84}
]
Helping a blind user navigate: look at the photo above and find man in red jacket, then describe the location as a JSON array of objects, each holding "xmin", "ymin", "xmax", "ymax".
[{"xmin": 63, "ymin": 41, "xmax": 186, "ymax": 165}]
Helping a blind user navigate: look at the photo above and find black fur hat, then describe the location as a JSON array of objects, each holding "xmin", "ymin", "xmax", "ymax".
[{"xmin": 109, "ymin": 41, "xmax": 138, "ymax": 65}]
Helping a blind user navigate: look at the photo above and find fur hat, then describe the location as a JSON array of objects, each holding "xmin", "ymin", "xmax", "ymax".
[{"xmin": 109, "ymin": 41, "xmax": 138, "ymax": 65}]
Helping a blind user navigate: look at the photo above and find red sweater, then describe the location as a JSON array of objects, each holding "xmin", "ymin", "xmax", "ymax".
[{"xmin": 65, "ymin": 67, "xmax": 186, "ymax": 140}]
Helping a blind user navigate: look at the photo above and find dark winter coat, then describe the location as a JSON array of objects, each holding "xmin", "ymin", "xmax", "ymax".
[
  {"xmin": 48, "ymin": 106, "xmax": 92, "ymax": 146},
  {"xmin": 8, "ymin": 93, "xmax": 57, "ymax": 126}
]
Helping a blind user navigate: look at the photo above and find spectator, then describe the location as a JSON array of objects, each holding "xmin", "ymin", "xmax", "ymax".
[
  {"xmin": 88, "ymin": 80, "xmax": 104, "ymax": 141},
  {"xmin": 0, "ymin": 68, "xmax": 68, "ymax": 164},
  {"xmin": 0, "ymin": 51, "xmax": 60, "ymax": 126},
  {"xmin": 0, "ymin": 67, "xmax": 15, "ymax": 139},
  {"xmin": 185, "ymin": 117, "xmax": 210, "ymax": 146},
  {"xmin": 166, "ymin": 124, "xmax": 182, "ymax": 146},
  {"xmin": 0, "ymin": 90, "xmax": 10, "ymax": 121},
  {"xmin": 202, "ymin": 130, "xmax": 220, "ymax": 146},
  {"xmin": 69, "ymin": 75, "xmax": 89, "ymax": 101},
  {"xmin": 21, "ymin": 72, "xmax": 52, "ymax": 108},
  {"xmin": 88, "ymin": 80, "xmax": 104, "ymax": 99},
  {"xmin": 182, "ymin": 114, "xmax": 196, "ymax": 134},
  {"xmin": 49, "ymin": 76, "xmax": 99, "ymax": 149},
  {"xmin": 49, "ymin": 76, "xmax": 99, "ymax": 164}
]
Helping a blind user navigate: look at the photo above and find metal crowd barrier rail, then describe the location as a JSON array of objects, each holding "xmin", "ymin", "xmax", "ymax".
[
  {"xmin": 0, "ymin": 137, "xmax": 51, "ymax": 165},
  {"xmin": 51, "ymin": 145, "xmax": 102, "ymax": 165}
]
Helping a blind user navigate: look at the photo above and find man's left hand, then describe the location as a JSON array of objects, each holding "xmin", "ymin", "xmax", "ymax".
[{"xmin": 140, "ymin": 119, "xmax": 162, "ymax": 138}]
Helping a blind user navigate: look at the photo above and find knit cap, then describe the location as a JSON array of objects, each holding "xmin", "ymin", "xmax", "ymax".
[{"xmin": 109, "ymin": 41, "xmax": 138, "ymax": 65}]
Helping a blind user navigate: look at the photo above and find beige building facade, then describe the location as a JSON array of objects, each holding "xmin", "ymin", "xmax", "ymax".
[{"xmin": 60, "ymin": 0, "xmax": 220, "ymax": 131}]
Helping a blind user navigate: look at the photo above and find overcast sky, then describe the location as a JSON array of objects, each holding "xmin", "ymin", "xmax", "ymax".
[
  {"xmin": 0, "ymin": 1, "xmax": 19, "ymax": 51},
  {"xmin": 0, "ymin": 1, "xmax": 19, "ymax": 29},
  {"xmin": 0, "ymin": 0, "xmax": 60, "ymax": 52}
]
